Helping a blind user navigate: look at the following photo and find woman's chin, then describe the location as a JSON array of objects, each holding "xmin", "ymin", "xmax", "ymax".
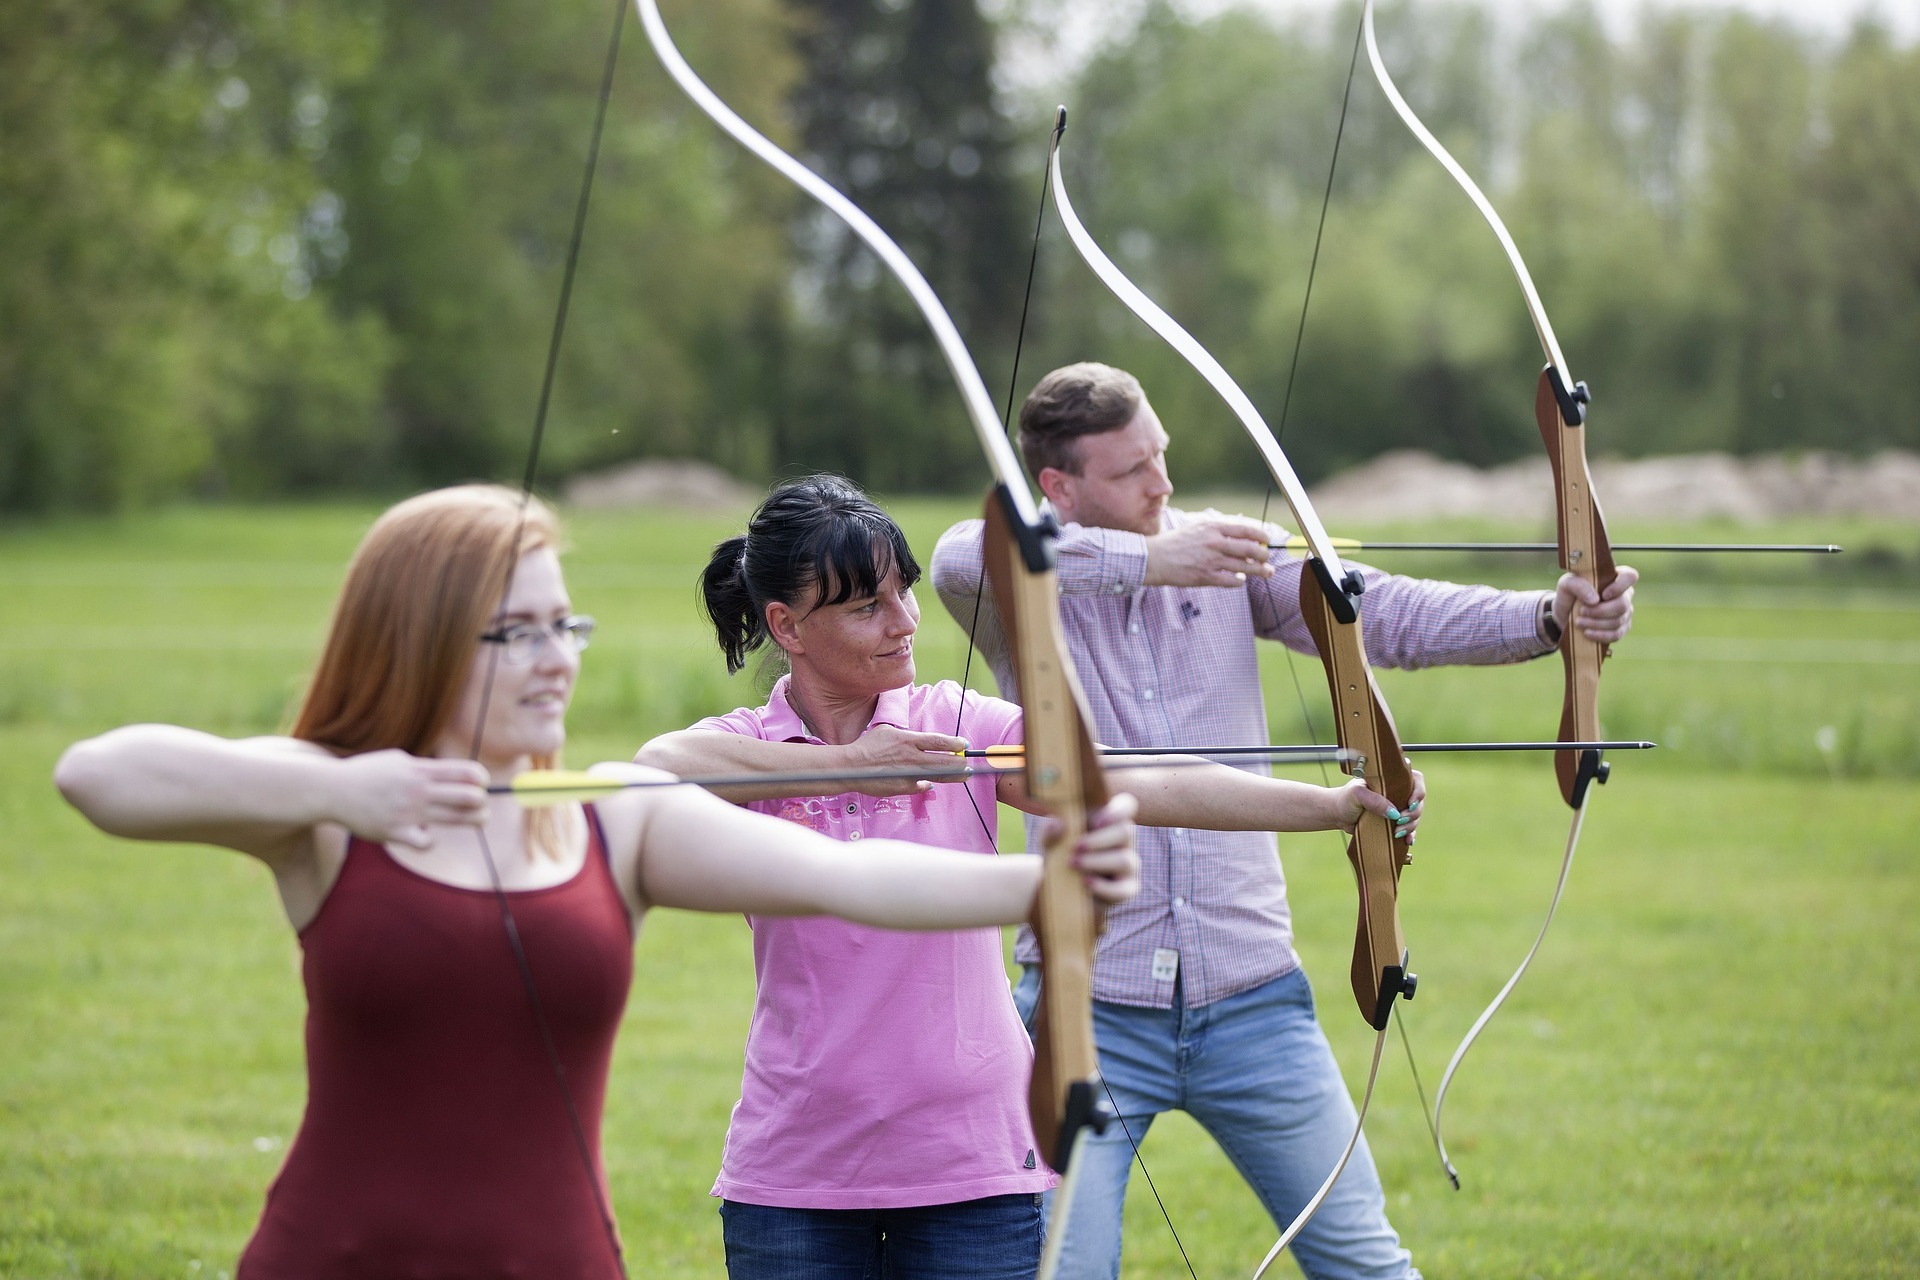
[{"xmin": 488, "ymin": 722, "xmax": 567, "ymax": 764}]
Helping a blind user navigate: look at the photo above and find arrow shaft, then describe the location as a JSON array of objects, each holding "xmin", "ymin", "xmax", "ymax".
[
  {"xmin": 1319, "ymin": 541, "xmax": 1842, "ymax": 554},
  {"xmin": 960, "ymin": 740, "xmax": 1654, "ymax": 761}
]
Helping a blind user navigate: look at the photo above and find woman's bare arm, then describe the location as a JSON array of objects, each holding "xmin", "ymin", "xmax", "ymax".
[
  {"xmin": 54, "ymin": 725, "xmax": 488, "ymax": 863},
  {"xmin": 625, "ymin": 781, "xmax": 1138, "ymax": 928}
]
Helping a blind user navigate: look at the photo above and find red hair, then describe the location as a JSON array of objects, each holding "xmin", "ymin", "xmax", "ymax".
[{"xmin": 293, "ymin": 485, "xmax": 570, "ymax": 855}]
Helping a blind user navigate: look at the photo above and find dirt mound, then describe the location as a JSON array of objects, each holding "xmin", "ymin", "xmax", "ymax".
[
  {"xmin": 1307, "ymin": 449, "xmax": 1920, "ymax": 525},
  {"xmin": 563, "ymin": 459, "xmax": 756, "ymax": 512}
]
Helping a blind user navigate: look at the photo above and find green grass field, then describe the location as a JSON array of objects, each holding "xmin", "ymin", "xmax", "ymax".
[{"xmin": 2, "ymin": 498, "xmax": 1917, "ymax": 1277}]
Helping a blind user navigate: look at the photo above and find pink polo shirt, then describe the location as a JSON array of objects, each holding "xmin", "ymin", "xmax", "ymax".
[{"xmin": 695, "ymin": 676, "xmax": 1049, "ymax": 1209}]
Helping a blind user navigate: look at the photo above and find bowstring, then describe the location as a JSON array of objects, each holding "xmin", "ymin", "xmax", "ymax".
[
  {"xmin": 1254, "ymin": 0, "xmax": 1445, "ymax": 1217},
  {"xmin": 948, "ymin": 113, "xmax": 1056, "ymax": 854},
  {"xmin": 466, "ymin": 1, "xmax": 630, "ymax": 1274},
  {"xmin": 949, "ymin": 117, "xmax": 1198, "ymax": 1279}
]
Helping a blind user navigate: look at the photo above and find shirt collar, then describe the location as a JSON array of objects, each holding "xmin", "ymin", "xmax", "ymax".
[{"xmin": 764, "ymin": 674, "xmax": 912, "ymax": 743}]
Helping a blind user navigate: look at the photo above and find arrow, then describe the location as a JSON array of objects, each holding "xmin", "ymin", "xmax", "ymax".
[
  {"xmin": 955, "ymin": 740, "xmax": 1656, "ymax": 765},
  {"xmin": 1288, "ymin": 538, "xmax": 1841, "ymax": 554}
]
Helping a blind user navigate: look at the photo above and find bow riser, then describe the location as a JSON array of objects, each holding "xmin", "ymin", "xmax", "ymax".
[
  {"xmin": 1296, "ymin": 563, "xmax": 1417, "ymax": 1031},
  {"xmin": 1535, "ymin": 369, "xmax": 1618, "ymax": 808},
  {"xmin": 982, "ymin": 490, "xmax": 1109, "ymax": 1173}
]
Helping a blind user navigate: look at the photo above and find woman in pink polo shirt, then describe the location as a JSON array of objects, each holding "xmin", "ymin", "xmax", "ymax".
[{"xmin": 638, "ymin": 476, "xmax": 1422, "ymax": 1280}]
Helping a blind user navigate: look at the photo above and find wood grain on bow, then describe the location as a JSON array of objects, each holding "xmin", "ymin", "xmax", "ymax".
[
  {"xmin": 1297, "ymin": 579, "xmax": 1417, "ymax": 1030},
  {"xmin": 634, "ymin": 0, "xmax": 1117, "ymax": 1244},
  {"xmin": 981, "ymin": 493, "xmax": 1112, "ymax": 1174},
  {"xmin": 1536, "ymin": 371, "xmax": 1619, "ymax": 808}
]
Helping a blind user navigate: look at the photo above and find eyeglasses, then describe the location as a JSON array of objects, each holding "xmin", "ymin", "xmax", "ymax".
[{"xmin": 478, "ymin": 615, "xmax": 596, "ymax": 665}]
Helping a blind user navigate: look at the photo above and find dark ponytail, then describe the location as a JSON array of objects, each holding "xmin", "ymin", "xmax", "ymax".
[
  {"xmin": 700, "ymin": 533, "xmax": 761, "ymax": 674},
  {"xmin": 699, "ymin": 475, "xmax": 921, "ymax": 674}
]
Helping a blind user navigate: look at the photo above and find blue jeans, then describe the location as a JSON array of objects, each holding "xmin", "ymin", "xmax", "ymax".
[
  {"xmin": 719, "ymin": 1193, "xmax": 1043, "ymax": 1280},
  {"xmin": 1013, "ymin": 965, "xmax": 1418, "ymax": 1280}
]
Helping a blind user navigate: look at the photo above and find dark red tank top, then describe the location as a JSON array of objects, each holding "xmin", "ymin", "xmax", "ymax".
[{"xmin": 238, "ymin": 809, "xmax": 633, "ymax": 1279}]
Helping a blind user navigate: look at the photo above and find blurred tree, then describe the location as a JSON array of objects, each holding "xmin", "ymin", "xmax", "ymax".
[
  {"xmin": 1025, "ymin": 0, "xmax": 1918, "ymax": 488},
  {"xmin": 1804, "ymin": 22, "xmax": 1920, "ymax": 453},
  {"xmin": 0, "ymin": 0, "xmax": 802, "ymax": 512},
  {"xmin": 776, "ymin": 0, "xmax": 1027, "ymax": 490},
  {"xmin": 1699, "ymin": 15, "xmax": 1828, "ymax": 455},
  {"xmin": 313, "ymin": 0, "xmax": 804, "ymax": 489},
  {"xmin": 1036, "ymin": 1, "xmax": 1519, "ymax": 483},
  {"xmin": 0, "ymin": 0, "xmax": 391, "ymax": 511},
  {"xmin": 1, "ymin": 1, "xmax": 1913, "ymax": 513}
]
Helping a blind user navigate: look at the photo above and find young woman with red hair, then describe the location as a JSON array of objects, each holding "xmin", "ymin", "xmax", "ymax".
[{"xmin": 53, "ymin": 483, "xmax": 1141, "ymax": 1279}]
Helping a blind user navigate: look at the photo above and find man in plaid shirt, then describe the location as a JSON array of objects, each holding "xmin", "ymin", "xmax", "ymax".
[{"xmin": 932, "ymin": 362, "xmax": 1638, "ymax": 1280}]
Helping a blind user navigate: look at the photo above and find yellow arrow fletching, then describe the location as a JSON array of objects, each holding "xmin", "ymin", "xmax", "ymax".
[
  {"xmin": 1259, "ymin": 533, "xmax": 1362, "ymax": 553},
  {"xmin": 947, "ymin": 745, "xmax": 1028, "ymax": 769},
  {"xmin": 503, "ymin": 770, "xmax": 631, "ymax": 808}
]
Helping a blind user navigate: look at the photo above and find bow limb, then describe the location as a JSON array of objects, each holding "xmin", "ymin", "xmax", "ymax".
[
  {"xmin": 1361, "ymin": 0, "xmax": 1615, "ymax": 1187},
  {"xmin": 1043, "ymin": 114, "xmax": 1356, "ymax": 598},
  {"xmin": 634, "ymin": 0, "xmax": 1035, "ymax": 517},
  {"xmin": 635, "ymin": 3, "xmax": 1115, "ymax": 1258}
]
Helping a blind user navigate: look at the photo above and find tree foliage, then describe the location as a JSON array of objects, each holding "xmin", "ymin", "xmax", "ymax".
[
  {"xmin": 1, "ymin": 0, "xmax": 1915, "ymax": 513},
  {"xmin": 1022, "ymin": 1, "xmax": 1920, "ymax": 485},
  {"xmin": 774, "ymin": 0, "xmax": 1027, "ymax": 489}
]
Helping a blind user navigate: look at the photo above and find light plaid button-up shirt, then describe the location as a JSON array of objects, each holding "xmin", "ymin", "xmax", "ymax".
[{"xmin": 931, "ymin": 507, "xmax": 1554, "ymax": 1010}]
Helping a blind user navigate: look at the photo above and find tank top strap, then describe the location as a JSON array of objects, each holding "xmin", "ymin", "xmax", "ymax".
[
  {"xmin": 582, "ymin": 802, "xmax": 612, "ymax": 874},
  {"xmin": 579, "ymin": 803, "xmax": 631, "ymax": 939}
]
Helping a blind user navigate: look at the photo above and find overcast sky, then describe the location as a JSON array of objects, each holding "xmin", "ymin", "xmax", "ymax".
[
  {"xmin": 1198, "ymin": 0, "xmax": 1917, "ymax": 41},
  {"xmin": 1008, "ymin": 0, "xmax": 1913, "ymax": 100}
]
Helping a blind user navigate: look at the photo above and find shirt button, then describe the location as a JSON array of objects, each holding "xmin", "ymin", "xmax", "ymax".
[
  {"xmin": 1173, "ymin": 896, "xmax": 1186, "ymax": 909},
  {"xmin": 848, "ymin": 830, "xmax": 863, "ymax": 841},
  {"xmin": 845, "ymin": 802, "xmax": 859, "ymax": 814},
  {"xmin": 1129, "ymin": 622, "xmax": 1141, "ymax": 634},
  {"xmin": 1141, "ymin": 689, "xmax": 1155, "ymax": 700}
]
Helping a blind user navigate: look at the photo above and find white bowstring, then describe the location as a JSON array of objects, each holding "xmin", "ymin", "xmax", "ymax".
[
  {"xmin": 1036, "ymin": 1121, "xmax": 1097, "ymax": 1280},
  {"xmin": 1250, "ymin": 1022, "xmax": 1390, "ymax": 1279},
  {"xmin": 1431, "ymin": 799, "xmax": 1589, "ymax": 1186}
]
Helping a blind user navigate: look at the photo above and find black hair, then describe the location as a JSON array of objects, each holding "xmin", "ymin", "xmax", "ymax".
[{"xmin": 700, "ymin": 475, "xmax": 922, "ymax": 674}]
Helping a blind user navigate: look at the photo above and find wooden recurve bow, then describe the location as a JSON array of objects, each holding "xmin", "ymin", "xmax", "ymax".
[
  {"xmin": 634, "ymin": 8, "xmax": 1115, "ymax": 1274},
  {"xmin": 1046, "ymin": 109, "xmax": 1416, "ymax": 1277}
]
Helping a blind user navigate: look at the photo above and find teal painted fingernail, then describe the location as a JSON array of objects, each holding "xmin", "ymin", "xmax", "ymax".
[{"xmin": 1385, "ymin": 806, "xmax": 1402, "ymax": 821}]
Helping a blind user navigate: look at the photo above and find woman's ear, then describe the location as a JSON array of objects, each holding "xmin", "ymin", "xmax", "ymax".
[{"xmin": 764, "ymin": 600, "xmax": 804, "ymax": 656}]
